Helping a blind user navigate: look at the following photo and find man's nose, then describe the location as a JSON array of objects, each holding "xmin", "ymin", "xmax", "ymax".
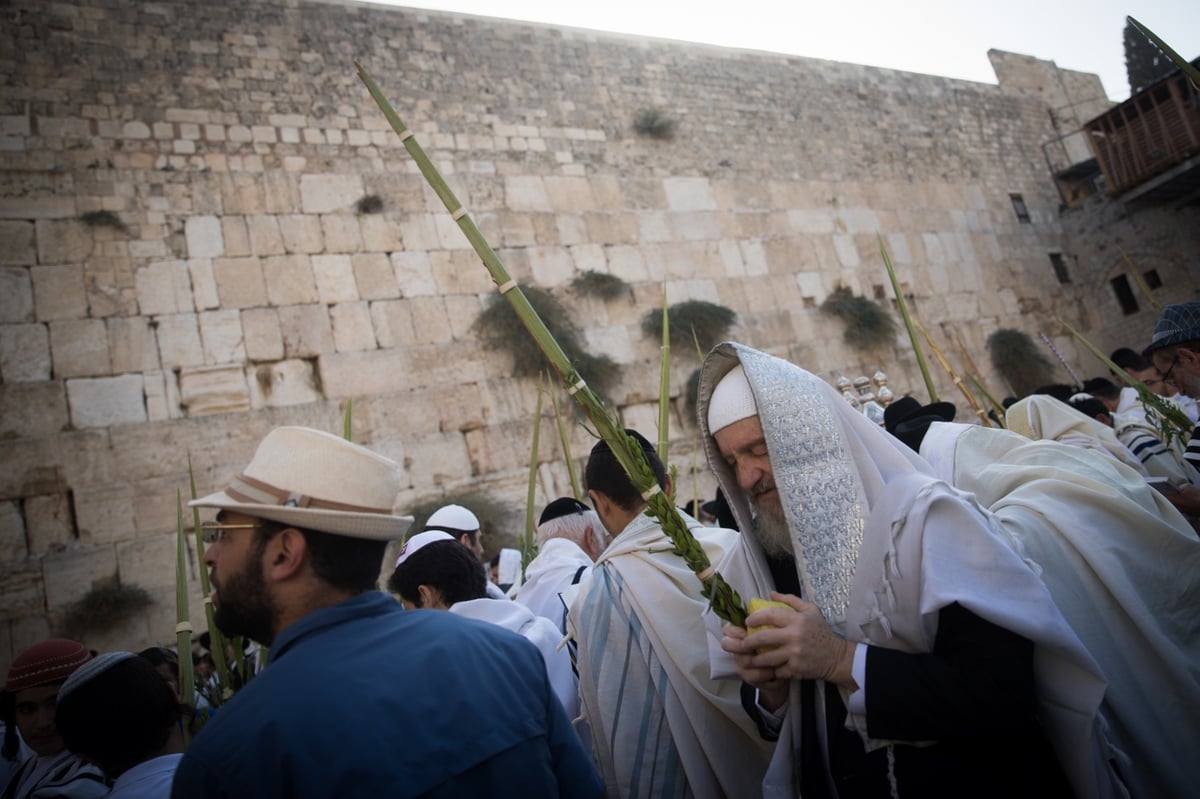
[{"xmin": 736, "ymin": 461, "xmax": 761, "ymax": 491}]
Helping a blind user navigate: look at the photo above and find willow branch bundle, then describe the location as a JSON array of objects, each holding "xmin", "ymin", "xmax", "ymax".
[
  {"xmin": 175, "ymin": 492, "xmax": 196, "ymax": 742},
  {"xmin": 1059, "ymin": 317, "xmax": 1192, "ymax": 446},
  {"xmin": 914, "ymin": 319, "xmax": 991, "ymax": 426},
  {"xmin": 658, "ymin": 286, "xmax": 671, "ymax": 464},
  {"xmin": 877, "ymin": 235, "xmax": 938, "ymax": 402},
  {"xmin": 357, "ymin": 64, "xmax": 747, "ymax": 627},
  {"xmin": 522, "ymin": 376, "xmax": 544, "ymax": 577},
  {"xmin": 549, "ymin": 389, "xmax": 582, "ymax": 499},
  {"xmin": 188, "ymin": 457, "xmax": 231, "ymax": 696}
]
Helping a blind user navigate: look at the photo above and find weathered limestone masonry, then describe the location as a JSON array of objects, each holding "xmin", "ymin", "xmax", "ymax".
[{"xmin": 0, "ymin": 0, "xmax": 1194, "ymax": 667}]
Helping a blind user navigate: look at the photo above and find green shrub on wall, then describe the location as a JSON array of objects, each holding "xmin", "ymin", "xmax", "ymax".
[
  {"xmin": 640, "ymin": 300, "xmax": 738, "ymax": 354},
  {"xmin": 472, "ymin": 286, "xmax": 619, "ymax": 400},
  {"xmin": 571, "ymin": 271, "xmax": 632, "ymax": 301},
  {"xmin": 820, "ymin": 287, "xmax": 897, "ymax": 351},
  {"xmin": 987, "ymin": 328, "xmax": 1055, "ymax": 396},
  {"xmin": 58, "ymin": 581, "xmax": 153, "ymax": 638}
]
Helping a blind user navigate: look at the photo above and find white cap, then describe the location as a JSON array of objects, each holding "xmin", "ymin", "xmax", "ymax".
[
  {"xmin": 394, "ymin": 531, "xmax": 455, "ymax": 567},
  {"xmin": 423, "ymin": 504, "xmax": 480, "ymax": 534},
  {"xmin": 707, "ymin": 364, "xmax": 758, "ymax": 434},
  {"xmin": 58, "ymin": 651, "xmax": 137, "ymax": 701}
]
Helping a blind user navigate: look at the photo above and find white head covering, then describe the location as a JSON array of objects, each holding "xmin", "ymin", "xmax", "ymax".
[
  {"xmin": 706, "ymin": 365, "xmax": 757, "ymax": 434},
  {"xmin": 424, "ymin": 504, "xmax": 480, "ymax": 534},
  {"xmin": 394, "ymin": 531, "xmax": 454, "ymax": 567},
  {"xmin": 58, "ymin": 651, "xmax": 136, "ymax": 700}
]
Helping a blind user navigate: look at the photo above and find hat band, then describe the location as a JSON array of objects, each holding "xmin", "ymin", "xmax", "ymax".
[{"xmin": 225, "ymin": 473, "xmax": 393, "ymax": 515}]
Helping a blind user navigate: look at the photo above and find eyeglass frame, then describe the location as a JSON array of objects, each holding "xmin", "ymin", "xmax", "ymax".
[
  {"xmin": 1159, "ymin": 354, "xmax": 1180, "ymax": 388},
  {"xmin": 199, "ymin": 521, "xmax": 268, "ymax": 545}
]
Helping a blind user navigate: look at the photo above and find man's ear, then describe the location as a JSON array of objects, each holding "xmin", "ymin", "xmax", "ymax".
[
  {"xmin": 416, "ymin": 584, "xmax": 443, "ymax": 610},
  {"xmin": 264, "ymin": 528, "xmax": 307, "ymax": 582},
  {"xmin": 582, "ymin": 525, "xmax": 602, "ymax": 560}
]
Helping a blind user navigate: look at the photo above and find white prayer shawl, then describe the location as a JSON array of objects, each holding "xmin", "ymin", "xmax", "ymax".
[
  {"xmin": 449, "ymin": 597, "xmax": 579, "ymax": 720},
  {"xmin": 514, "ymin": 537, "xmax": 594, "ymax": 634},
  {"xmin": 696, "ymin": 342, "xmax": 1122, "ymax": 799},
  {"xmin": 1005, "ymin": 394, "xmax": 1148, "ymax": 476},
  {"xmin": 920, "ymin": 420, "xmax": 1200, "ymax": 799},
  {"xmin": 1113, "ymin": 386, "xmax": 1200, "ymax": 485},
  {"xmin": 567, "ymin": 511, "xmax": 774, "ymax": 799}
]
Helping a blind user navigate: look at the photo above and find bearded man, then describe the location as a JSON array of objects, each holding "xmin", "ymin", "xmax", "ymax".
[
  {"xmin": 172, "ymin": 426, "xmax": 600, "ymax": 799},
  {"xmin": 697, "ymin": 342, "xmax": 1123, "ymax": 799}
]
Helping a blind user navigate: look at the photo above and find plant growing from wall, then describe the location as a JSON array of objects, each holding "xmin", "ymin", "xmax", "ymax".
[
  {"xmin": 356, "ymin": 194, "xmax": 384, "ymax": 214},
  {"xmin": 58, "ymin": 581, "xmax": 153, "ymax": 638},
  {"xmin": 472, "ymin": 285, "xmax": 619, "ymax": 400},
  {"xmin": 987, "ymin": 328, "xmax": 1056, "ymax": 396},
  {"xmin": 820, "ymin": 287, "xmax": 897, "ymax": 351},
  {"xmin": 632, "ymin": 108, "xmax": 677, "ymax": 139},
  {"xmin": 571, "ymin": 270, "xmax": 632, "ymax": 301},
  {"xmin": 79, "ymin": 209, "xmax": 129, "ymax": 234},
  {"xmin": 640, "ymin": 300, "xmax": 738, "ymax": 354}
]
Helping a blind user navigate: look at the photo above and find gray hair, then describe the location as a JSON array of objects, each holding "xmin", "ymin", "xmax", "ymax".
[{"xmin": 535, "ymin": 508, "xmax": 606, "ymax": 550}]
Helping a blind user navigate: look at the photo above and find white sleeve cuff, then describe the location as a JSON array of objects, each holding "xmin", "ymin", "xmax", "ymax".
[
  {"xmin": 847, "ymin": 643, "xmax": 867, "ymax": 715},
  {"xmin": 756, "ymin": 690, "xmax": 787, "ymax": 734}
]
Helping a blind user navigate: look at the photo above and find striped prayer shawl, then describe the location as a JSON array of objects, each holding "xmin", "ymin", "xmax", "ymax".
[{"xmin": 2, "ymin": 751, "xmax": 108, "ymax": 799}]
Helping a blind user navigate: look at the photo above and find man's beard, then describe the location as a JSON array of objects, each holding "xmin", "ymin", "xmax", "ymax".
[
  {"xmin": 212, "ymin": 541, "xmax": 278, "ymax": 646},
  {"xmin": 750, "ymin": 483, "xmax": 793, "ymax": 558}
]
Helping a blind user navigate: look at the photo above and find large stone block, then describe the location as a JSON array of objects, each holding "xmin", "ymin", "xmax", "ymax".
[
  {"xmin": 0, "ymin": 565, "xmax": 44, "ymax": 622},
  {"xmin": 221, "ymin": 216, "xmax": 251, "ymax": 257},
  {"xmin": 398, "ymin": 214, "xmax": 439, "ymax": 252},
  {"xmin": 136, "ymin": 260, "xmax": 194, "ymax": 316},
  {"xmin": 351, "ymin": 253, "xmax": 399, "ymax": 300},
  {"xmin": 143, "ymin": 370, "xmax": 182, "ymax": 422},
  {"xmin": 31, "ymin": 264, "xmax": 87, "ymax": 321},
  {"xmin": 179, "ymin": 365, "xmax": 251, "ymax": 415},
  {"xmin": 442, "ymin": 294, "xmax": 483, "ymax": 342},
  {"xmin": 401, "ymin": 431, "xmax": 473, "ymax": 489},
  {"xmin": 188, "ymin": 258, "xmax": 220, "ymax": 310},
  {"xmin": 199, "ymin": 309, "xmax": 245, "ymax": 364},
  {"xmin": 311, "ymin": 254, "xmax": 359, "ymax": 304},
  {"xmin": 241, "ymin": 308, "xmax": 284, "ymax": 361},
  {"xmin": 34, "ymin": 219, "xmax": 92, "ymax": 264},
  {"xmin": 0, "ymin": 381, "xmax": 69, "ymax": 439},
  {"xmin": 262, "ymin": 254, "xmax": 319, "ymax": 306},
  {"xmin": 155, "ymin": 313, "xmax": 204, "ymax": 370},
  {"xmin": 321, "ymin": 215, "xmax": 363, "ymax": 253},
  {"xmin": 391, "ymin": 251, "xmax": 437, "ymax": 297},
  {"xmin": 429, "ymin": 250, "xmax": 494, "ymax": 295},
  {"xmin": 0, "ymin": 501, "xmax": 28, "ymax": 563},
  {"xmin": 50, "ymin": 319, "xmax": 111, "ymax": 378},
  {"xmin": 248, "ymin": 360, "xmax": 322, "ymax": 408},
  {"xmin": 409, "ymin": 297, "xmax": 453, "ymax": 345},
  {"xmin": 300, "ymin": 174, "xmax": 363, "ymax": 214},
  {"xmin": 278, "ymin": 214, "xmax": 324, "ymax": 254},
  {"xmin": 278, "ymin": 304, "xmax": 333, "ymax": 358},
  {"xmin": 0, "ymin": 221, "xmax": 34, "ymax": 265},
  {"xmin": 66, "ymin": 375, "xmax": 147, "ymax": 429},
  {"xmin": 185, "ymin": 215, "xmax": 224, "ymax": 259},
  {"xmin": 0, "ymin": 324, "xmax": 51, "ymax": 382},
  {"xmin": 25, "ymin": 493, "xmax": 74, "ymax": 556},
  {"xmin": 246, "ymin": 215, "xmax": 285, "ymax": 256},
  {"xmin": 42, "ymin": 545, "xmax": 118, "ymax": 609},
  {"xmin": 212, "ymin": 256, "xmax": 268, "ymax": 309},
  {"xmin": 0, "ymin": 267, "xmax": 33, "ymax": 323},
  {"xmin": 504, "ymin": 176, "xmax": 551, "ymax": 212},
  {"xmin": 116, "ymin": 533, "xmax": 177, "ymax": 591},
  {"xmin": 359, "ymin": 214, "xmax": 402, "ymax": 252},
  {"xmin": 369, "ymin": 300, "xmax": 416, "ymax": 349},
  {"xmin": 330, "ymin": 302, "xmax": 377, "ymax": 352}
]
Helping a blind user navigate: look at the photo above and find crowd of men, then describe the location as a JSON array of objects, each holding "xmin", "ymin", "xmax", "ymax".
[{"xmin": 2, "ymin": 301, "xmax": 1197, "ymax": 798}]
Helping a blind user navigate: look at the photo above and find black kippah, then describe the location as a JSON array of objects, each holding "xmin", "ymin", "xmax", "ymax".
[{"xmin": 538, "ymin": 496, "xmax": 589, "ymax": 526}]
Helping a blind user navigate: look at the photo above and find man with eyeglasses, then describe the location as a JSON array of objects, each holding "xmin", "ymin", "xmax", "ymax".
[
  {"xmin": 171, "ymin": 426, "xmax": 601, "ymax": 799},
  {"xmin": 1145, "ymin": 301, "xmax": 1200, "ymax": 518}
]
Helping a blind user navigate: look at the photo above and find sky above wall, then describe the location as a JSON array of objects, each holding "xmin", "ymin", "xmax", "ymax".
[{"xmin": 362, "ymin": 0, "xmax": 1198, "ymax": 103}]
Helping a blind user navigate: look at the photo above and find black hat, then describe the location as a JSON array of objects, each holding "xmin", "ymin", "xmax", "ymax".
[
  {"xmin": 538, "ymin": 496, "xmax": 589, "ymax": 526},
  {"xmin": 882, "ymin": 396, "xmax": 957, "ymax": 433}
]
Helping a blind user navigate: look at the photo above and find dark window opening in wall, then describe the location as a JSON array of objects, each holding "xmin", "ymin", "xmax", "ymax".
[
  {"xmin": 1111, "ymin": 275, "xmax": 1139, "ymax": 315},
  {"xmin": 1143, "ymin": 269, "xmax": 1162, "ymax": 290},
  {"xmin": 1010, "ymin": 194, "xmax": 1031, "ymax": 223},
  {"xmin": 1049, "ymin": 252, "xmax": 1070, "ymax": 284}
]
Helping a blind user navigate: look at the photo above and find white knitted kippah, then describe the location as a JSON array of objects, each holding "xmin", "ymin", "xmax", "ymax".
[
  {"xmin": 707, "ymin": 364, "xmax": 758, "ymax": 434},
  {"xmin": 58, "ymin": 651, "xmax": 136, "ymax": 700},
  {"xmin": 394, "ymin": 530, "xmax": 455, "ymax": 567}
]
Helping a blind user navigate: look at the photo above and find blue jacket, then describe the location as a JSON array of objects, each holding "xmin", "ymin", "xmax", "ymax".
[{"xmin": 171, "ymin": 592, "xmax": 601, "ymax": 798}]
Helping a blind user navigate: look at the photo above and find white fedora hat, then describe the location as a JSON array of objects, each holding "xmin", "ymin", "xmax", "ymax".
[{"xmin": 189, "ymin": 427, "xmax": 412, "ymax": 541}]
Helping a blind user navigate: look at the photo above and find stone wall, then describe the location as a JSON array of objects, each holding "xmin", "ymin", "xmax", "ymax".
[{"xmin": 1, "ymin": 0, "xmax": 1196, "ymax": 671}]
